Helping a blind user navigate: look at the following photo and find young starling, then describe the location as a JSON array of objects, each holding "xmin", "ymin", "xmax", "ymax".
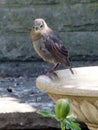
[{"xmin": 30, "ymin": 18, "xmax": 74, "ymax": 75}]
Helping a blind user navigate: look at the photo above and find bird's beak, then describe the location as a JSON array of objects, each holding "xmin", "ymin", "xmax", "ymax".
[
  {"xmin": 32, "ymin": 26, "xmax": 40, "ymax": 33},
  {"xmin": 35, "ymin": 26, "xmax": 39, "ymax": 30}
]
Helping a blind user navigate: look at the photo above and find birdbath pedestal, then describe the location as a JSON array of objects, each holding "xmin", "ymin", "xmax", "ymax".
[{"xmin": 36, "ymin": 66, "xmax": 98, "ymax": 130}]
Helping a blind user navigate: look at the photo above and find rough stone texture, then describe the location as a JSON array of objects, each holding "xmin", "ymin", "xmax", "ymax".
[{"xmin": 0, "ymin": 0, "xmax": 98, "ymax": 61}]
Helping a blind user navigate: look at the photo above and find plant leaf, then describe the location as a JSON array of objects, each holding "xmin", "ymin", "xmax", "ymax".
[
  {"xmin": 71, "ymin": 122, "xmax": 81, "ymax": 130},
  {"xmin": 64, "ymin": 119, "xmax": 81, "ymax": 130},
  {"xmin": 37, "ymin": 110, "xmax": 56, "ymax": 118},
  {"xmin": 66, "ymin": 115, "xmax": 75, "ymax": 122}
]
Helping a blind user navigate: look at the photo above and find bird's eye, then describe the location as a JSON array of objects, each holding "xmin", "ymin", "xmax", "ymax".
[
  {"xmin": 40, "ymin": 24, "xmax": 43, "ymax": 28},
  {"xmin": 32, "ymin": 26, "xmax": 35, "ymax": 29}
]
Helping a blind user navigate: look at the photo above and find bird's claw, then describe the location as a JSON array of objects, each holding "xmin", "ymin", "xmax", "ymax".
[{"xmin": 45, "ymin": 71, "xmax": 58, "ymax": 80}]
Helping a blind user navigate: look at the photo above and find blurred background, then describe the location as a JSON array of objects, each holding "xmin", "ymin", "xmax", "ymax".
[{"xmin": 0, "ymin": 0, "xmax": 98, "ymax": 77}]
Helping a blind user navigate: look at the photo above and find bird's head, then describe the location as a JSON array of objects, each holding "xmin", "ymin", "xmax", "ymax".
[{"xmin": 32, "ymin": 18, "xmax": 48, "ymax": 33}]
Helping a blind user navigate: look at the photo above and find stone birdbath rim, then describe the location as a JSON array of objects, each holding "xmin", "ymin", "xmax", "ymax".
[{"xmin": 36, "ymin": 66, "xmax": 98, "ymax": 97}]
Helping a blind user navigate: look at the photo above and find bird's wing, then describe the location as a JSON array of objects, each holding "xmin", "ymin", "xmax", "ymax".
[{"xmin": 43, "ymin": 32, "xmax": 69, "ymax": 64}]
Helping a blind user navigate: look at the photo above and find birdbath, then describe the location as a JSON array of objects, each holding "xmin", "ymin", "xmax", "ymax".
[{"xmin": 36, "ymin": 66, "xmax": 98, "ymax": 130}]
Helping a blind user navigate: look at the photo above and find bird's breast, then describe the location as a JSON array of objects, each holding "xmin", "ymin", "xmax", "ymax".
[
  {"xmin": 32, "ymin": 38, "xmax": 54, "ymax": 63},
  {"xmin": 33, "ymin": 39, "xmax": 44, "ymax": 57}
]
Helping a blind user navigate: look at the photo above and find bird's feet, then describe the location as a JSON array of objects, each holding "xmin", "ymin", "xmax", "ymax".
[{"xmin": 45, "ymin": 71, "xmax": 58, "ymax": 79}]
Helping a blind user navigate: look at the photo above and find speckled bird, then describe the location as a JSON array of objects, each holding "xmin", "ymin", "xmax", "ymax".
[{"xmin": 30, "ymin": 18, "xmax": 74, "ymax": 75}]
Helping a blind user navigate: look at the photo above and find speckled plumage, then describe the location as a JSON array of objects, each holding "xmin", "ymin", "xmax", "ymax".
[{"xmin": 30, "ymin": 18, "xmax": 73, "ymax": 74}]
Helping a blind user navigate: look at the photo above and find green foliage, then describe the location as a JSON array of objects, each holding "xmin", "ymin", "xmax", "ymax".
[
  {"xmin": 37, "ymin": 110, "xmax": 56, "ymax": 119},
  {"xmin": 37, "ymin": 98, "xmax": 81, "ymax": 130},
  {"xmin": 64, "ymin": 116, "xmax": 81, "ymax": 130}
]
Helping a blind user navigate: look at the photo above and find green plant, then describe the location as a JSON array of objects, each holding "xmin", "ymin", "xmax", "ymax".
[{"xmin": 37, "ymin": 98, "xmax": 81, "ymax": 130}]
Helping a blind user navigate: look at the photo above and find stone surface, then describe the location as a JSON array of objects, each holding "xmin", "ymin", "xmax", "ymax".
[
  {"xmin": 36, "ymin": 66, "xmax": 98, "ymax": 96},
  {"xmin": 0, "ymin": 0, "xmax": 98, "ymax": 61}
]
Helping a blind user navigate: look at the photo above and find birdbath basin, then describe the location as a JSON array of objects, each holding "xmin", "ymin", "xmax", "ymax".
[{"xmin": 36, "ymin": 66, "xmax": 98, "ymax": 130}]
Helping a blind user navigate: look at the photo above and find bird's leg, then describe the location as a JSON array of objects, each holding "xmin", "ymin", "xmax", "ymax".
[
  {"xmin": 68, "ymin": 66, "xmax": 74, "ymax": 74},
  {"xmin": 45, "ymin": 63, "xmax": 59, "ymax": 76},
  {"xmin": 65, "ymin": 58, "xmax": 74, "ymax": 74}
]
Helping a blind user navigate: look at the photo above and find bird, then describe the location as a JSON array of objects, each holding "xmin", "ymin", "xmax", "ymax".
[{"xmin": 30, "ymin": 18, "xmax": 74, "ymax": 75}]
